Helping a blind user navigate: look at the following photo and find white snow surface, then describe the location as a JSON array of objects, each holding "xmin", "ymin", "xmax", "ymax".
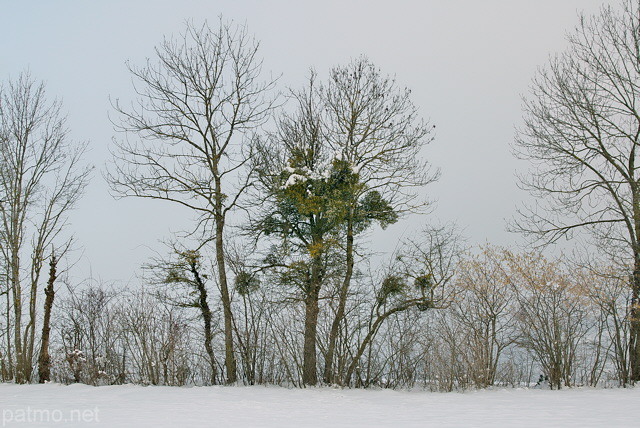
[{"xmin": 0, "ymin": 383, "xmax": 638, "ymax": 427}]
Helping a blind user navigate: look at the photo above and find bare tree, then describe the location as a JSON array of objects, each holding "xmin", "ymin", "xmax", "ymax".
[
  {"xmin": 108, "ymin": 20, "xmax": 277, "ymax": 383},
  {"xmin": 344, "ymin": 225, "xmax": 460, "ymax": 386},
  {"xmin": 57, "ymin": 283, "xmax": 121, "ymax": 385},
  {"xmin": 321, "ymin": 58, "xmax": 437, "ymax": 384},
  {"xmin": 226, "ymin": 243, "xmax": 272, "ymax": 385},
  {"xmin": 0, "ymin": 72, "xmax": 90, "ymax": 383},
  {"xmin": 577, "ymin": 262, "xmax": 632, "ymax": 386},
  {"xmin": 507, "ymin": 252, "xmax": 590, "ymax": 389},
  {"xmin": 114, "ymin": 289, "xmax": 195, "ymax": 386},
  {"xmin": 513, "ymin": 0, "xmax": 640, "ymax": 382},
  {"xmin": 451, "ymin": 246, "xmax": 518, "ymax": 388}
]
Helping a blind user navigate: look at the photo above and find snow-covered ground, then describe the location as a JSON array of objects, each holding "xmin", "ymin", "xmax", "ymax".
[{"xmin": 0, "ymin": 383, "xmax": 637, "ymax": 427}]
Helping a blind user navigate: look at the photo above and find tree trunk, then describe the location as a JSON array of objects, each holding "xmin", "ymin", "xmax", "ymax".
[
  {"xmin": 26, "ymin": 250, "xmax": 46, "ymax": 383},
  {"xmin": 324, "ymin": 213, "xmax": 354, "ymax": 385},
  {"xmin": 302, "ymin": 249, "xmax": 323, "ymax": 386},
  {"xmin": 629, "ymin": 256, "xmax": 640, "ymax": 382},
  {"xmin": 11, "ymin": 237, "xmax": 24, "ymax": 383},
  {"xmin": 189, "ymin": 256, "xmax": 218, "ymax": 385},
  {"xmin": 4, "ymin": 288, "xmax": 13, "ymax": 380},
  {"xmin": 302, "ymin": 285, "xmax": 320, "ymax": 386},
  {"xmin": 38, "ymin": 252, "xmax": 57, "ymax": 383},
  {"xmin": 214, "ymin": 179, "xmax": 237, "ymax": 384}
]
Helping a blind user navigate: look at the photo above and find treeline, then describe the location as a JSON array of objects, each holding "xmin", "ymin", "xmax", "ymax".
[
  {"xmin": 9, "ymin": 244, "xmax": 633, "ymax": 390},
  {"xmin": 2, "ymin": 1, "xmax": 640, "ymax": 389}
]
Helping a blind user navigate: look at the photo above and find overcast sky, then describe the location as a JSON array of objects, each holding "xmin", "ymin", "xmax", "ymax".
[{"xmin": 1, "ymin": 0, "xmax": 619, "ymax": 284}]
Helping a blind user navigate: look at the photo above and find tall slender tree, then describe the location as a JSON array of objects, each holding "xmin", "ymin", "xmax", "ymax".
[
  {"xmin": 253, "ymin": 75, "xmax": 350, "ymax": 385},
  {"xmin": 321, "ymin": 58, "xmax": 437, "ymax": 384},
  {"xmin": 513, "ymin": 0, "xmax": 640, "ymax": 382},
  {"xmin": 0, "ymin": 72, "xmax": 90, "ymax": 383},
  {"xmin": 108, "ymin": 20, "xmax": 277, "ymax": 383}
]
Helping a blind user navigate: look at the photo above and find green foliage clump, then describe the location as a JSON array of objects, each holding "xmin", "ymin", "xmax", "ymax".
[
  {"xmin": 414, "ymin": 273, "xmax": 434, "ymax": 311},
  {"xmin": 234, "ymin": 271, "xmax": 260, "ymax": 296},
  {"xmin": 355, "ymin": 190, "xmax": 398, "ymax": 232},
  {"xmin": 279, "ymin": 260, "xmax": 311, "ymax": 292},
  {"xmin": 414, "ymin": 274, "xmax": 433, "ymax": 292},
  {"xmin": 377, "ymin": 275, "xmax": 406, "ymax": 304}
]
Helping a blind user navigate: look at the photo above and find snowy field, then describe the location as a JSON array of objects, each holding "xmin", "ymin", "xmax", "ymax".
[{"xmin": 0, "ymin": 383, "xmax": 638, "ymax": 427}]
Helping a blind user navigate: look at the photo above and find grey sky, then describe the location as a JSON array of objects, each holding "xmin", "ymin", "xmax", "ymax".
[{"xmin": 0, "ymin": 0, "xmax": 618, "ymax": 284}]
